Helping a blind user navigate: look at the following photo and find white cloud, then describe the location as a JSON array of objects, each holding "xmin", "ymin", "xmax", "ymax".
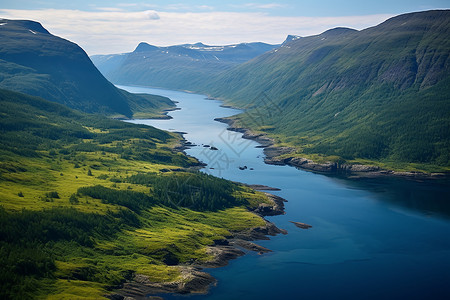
[
  {"xmin": 0, "ymin": 9, "xmax": 393, "ymax": 55},
  {"xmin": 244, "ymin": 3, "xmax": 286, "ymax": 9},
  {"xmin": 144, "ymin": 10, "xmax": 160, "ymax": 20},
  {"xmin": 95, "ymin": 7, "xmax": 126, "ymax": 12}
]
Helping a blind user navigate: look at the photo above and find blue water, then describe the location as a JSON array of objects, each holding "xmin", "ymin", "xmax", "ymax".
[{"xmin": 120, "ymin": 85, "xmax": 450, "ymax": 300}]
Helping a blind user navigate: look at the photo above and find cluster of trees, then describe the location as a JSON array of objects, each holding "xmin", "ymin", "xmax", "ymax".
[
  {"xmin": 77, "ymin": 185, "xmax": 154, "ymax": 213},
  {"xmin": 126, "ymin": 171, "xmax": 245, "ymax": 211}
]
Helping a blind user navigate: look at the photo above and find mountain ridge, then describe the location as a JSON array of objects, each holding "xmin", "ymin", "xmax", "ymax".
[
  {"xmin": 91, "ymin": 40, "xmax": 279, "ymax": 90},
  {"xmin": 0, "ymin": 19, "xmax": 173, "ymax": 118}
]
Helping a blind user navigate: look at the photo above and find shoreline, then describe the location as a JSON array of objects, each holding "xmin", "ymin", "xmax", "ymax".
[
  {"xmin": 110, "ymin": 193, "xmax": 287, "ymax": 300},
  {"xmin": 214, "ymin": 117, "xmax": 449, "ymax": 180},
  {"xmin": 119, "ymin": 84, "xmax": 449, "ymax": 180}
]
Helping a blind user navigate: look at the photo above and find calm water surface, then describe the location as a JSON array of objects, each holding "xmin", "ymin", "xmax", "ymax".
[{"xmin": 120, "ymin": 86, "xmax": 450, "ymax": 300}]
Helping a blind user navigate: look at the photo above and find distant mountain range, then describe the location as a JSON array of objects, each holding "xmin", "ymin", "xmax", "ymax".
[
  {"xmin": 91, "ymin": 41, "xmax": 279, "ymax": 90},
  {"xmin": 0, "ymin": 19, "xmax": 173, "ymax": 118}
]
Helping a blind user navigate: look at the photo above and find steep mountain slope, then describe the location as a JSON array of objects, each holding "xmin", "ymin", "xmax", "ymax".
[
  {"xmin": 0, "ymin": 19, "xmax": 174, "ymax": 118},
  {"xmin": 202, "ymin": 10, "xmax": 450, "ymax": 171},
  {"xmin": 91, "ymin": 41, "xmax": 278, "ymax": 90}
]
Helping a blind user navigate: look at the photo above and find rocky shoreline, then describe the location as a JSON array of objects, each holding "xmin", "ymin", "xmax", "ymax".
[
  {"xmin": 109, "ymin": 192, "xmax": 287, "ymax": 300},
  {"xmin": 214, "ymin": 117, "xmax": 449, "ymax": 180}
]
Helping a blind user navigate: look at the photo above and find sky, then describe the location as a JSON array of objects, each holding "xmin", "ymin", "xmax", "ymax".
[{"xmin": 0, "ymin": 1, "xmax": 448, "ymax": 55}]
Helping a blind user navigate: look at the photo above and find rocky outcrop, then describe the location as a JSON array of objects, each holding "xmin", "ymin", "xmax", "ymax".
[
  {"xmin": 214, "ymin": 117, "xmax": 274, "ymax": 147},
  {"xmin": 286, "ymin": 157, "xmax": 337, "ymax": 172},
  {"xmin": 253, "ymin": 193, "xmax": 286, "ymax": 216},
  {"xmin": 244, "ymin": 184, "xmax": 281, "ymax": 191},
  {"xmin": 197, "ymin": 246, "xmax": 246, "ymax": 268},
  {"xmin": 116, "ymin": 268, "xmax": 216, "ymax": 299},
  {"xmin": 290, "ymin": 221, "xmax": 312, "ymax": 229},
  {"xmin": 230, "ymin": 239, "xmax": 272, "ymax": 254}
]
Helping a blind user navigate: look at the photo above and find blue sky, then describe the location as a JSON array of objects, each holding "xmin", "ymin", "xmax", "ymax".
[
  {"xmin": 1, "ymin": 0, "xmax": 448, "ymax": 16},
  {"xmin": 1, "ymin": 1, "xmax": 448, "ymax": 54}
]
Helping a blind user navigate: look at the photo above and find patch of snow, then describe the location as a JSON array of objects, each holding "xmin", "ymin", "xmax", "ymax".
[
  {"xmin": 29, "ymin": 30, "xmax": 37, "ymax": 34},
  {"xmin": 0, "ymin": 22, "xmax": 7, "ymax": 26},
  {"xmin": 213, "ymin": 55, "xmax": 220, "ymax": 61},
  {"xmin": 334, "ymin": 112, "xmax": 340, "ymax": 117},
  {"xmin": 188, "ymin": 46, "xmax": 225, "ymax": 51},
  {"xmin": 321, "ymin": 38, "xmax": 326, "ymax": 41}
]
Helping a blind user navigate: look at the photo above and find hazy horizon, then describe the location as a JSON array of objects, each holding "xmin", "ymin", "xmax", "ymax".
[{"xmin": 1, "ymin": 1, "xmax": 449, "ymax": 55}]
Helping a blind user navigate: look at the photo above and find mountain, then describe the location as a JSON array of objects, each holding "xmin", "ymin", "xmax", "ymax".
[
  {"xmin": 200, "ymin": 10, "xmax": 450, "ymax": 171},
  {"xmin": 282, "ymin": 35, "xmax": 301, "ymax": 45},
  {"xmin": 0, "ymin": 19, "xmax": 174, "ymax": 118},
  {"xmin": 91, "ymin": 41, "xmax": 278, "ymax": 90}
]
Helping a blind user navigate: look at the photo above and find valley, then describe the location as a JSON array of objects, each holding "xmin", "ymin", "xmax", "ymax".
[
  {"xmin": 94, "ymin": 10, "xmax": 450, "ymax": 174},
  {"xmin": 0, "ymin": 6, "xmax": 449, "ymax": 300}
]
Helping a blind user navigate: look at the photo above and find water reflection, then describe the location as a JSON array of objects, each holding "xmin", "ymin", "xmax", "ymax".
[{"xmin": 328, "ymin": 175, "xmax": 450, "ymax": 219}]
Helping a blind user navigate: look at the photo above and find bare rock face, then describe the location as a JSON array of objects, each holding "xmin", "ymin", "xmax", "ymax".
[
  {"xmin": 118, "ymin": 268, "xmax": 217, "ymax": 299},
  {"xmin": 264, "ymin": 146, "xmax": 294, "ymax": 159},
  {"xmin": 287, "ymin": 157, "xmax": 336, "ymax": 172},
  {"xmin": 340, "ymin": 164, "xmax": 380, "ymax": 172},
  {"xmin": 253, "ymin": 193, "xmax": 286, "ymax": 216},
  {"xmin": 230, "ymin": 239, "xmax": 272, "ymax": 253},
  {"xmin": 198, "ymin": 246, "xmax": 246, "ymax": 268}
]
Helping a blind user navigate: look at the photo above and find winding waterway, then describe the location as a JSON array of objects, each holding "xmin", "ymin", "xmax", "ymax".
[{"xmin": 120, "ymin": 85, "xmax": 450, "ymax": 300}]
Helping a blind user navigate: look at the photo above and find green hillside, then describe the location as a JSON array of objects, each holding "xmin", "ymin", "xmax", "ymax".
[
  {"xmin": 0, "ymin": 88, "xmax": 273, "ymax": 299},
  {"xmin": 201, "ymin": 10, "xmax": 450, "ymax": 172},
  {"xmin": 0, "ymin": 19, "xmax": 174, "ymax": 118}
]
